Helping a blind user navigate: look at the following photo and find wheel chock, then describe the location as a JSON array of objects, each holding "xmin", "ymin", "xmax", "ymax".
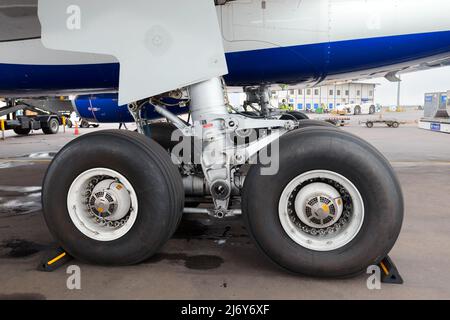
[
  {"xmin": 379, "ymin": 255, "xmax": 403, "ymax": 284},
  {"xmin": 37, "ymin": 247, "xmax": 73, "ymax": 272}
]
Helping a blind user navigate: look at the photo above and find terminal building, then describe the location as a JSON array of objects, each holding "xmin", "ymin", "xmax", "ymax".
[{"xmin": 271, "ymin": 82, "xmax": 377, "ymax": 111}]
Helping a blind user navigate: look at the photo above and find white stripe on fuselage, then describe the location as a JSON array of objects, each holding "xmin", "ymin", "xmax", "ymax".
[
  {"xmin": 0, "ymin": 39, "xmax": 117, "ymax": 65},
  {"xmin": 1, "ymin": 0, "xmax": 449, "ymax": 66}
]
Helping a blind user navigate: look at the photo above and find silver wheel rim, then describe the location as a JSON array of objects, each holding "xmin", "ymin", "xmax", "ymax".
[
  {"xmin": 278, "ymin": 170, "xmax": 364, "ymax": 251},
  {"xmin": 67, "ymin": 168, "xmax": 138, "ymax": 241}
]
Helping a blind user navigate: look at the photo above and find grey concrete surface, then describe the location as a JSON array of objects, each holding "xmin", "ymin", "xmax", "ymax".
[{"xmin": 1, "ymin": 111, "xmax": 450, "ymax": 300}]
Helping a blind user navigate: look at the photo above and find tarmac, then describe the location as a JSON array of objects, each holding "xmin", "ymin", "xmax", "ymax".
[{"xmin": 1, "ymin": 110, "xmax": 450, "ymax": 299}]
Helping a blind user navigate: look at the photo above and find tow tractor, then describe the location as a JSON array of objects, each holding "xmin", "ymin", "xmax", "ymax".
[{"xmin": 0, "ymin": 99, "xmax": 62, "ymax": 136}]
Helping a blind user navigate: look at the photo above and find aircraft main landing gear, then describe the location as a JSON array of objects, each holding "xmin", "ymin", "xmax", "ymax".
[{"xmin": 42, "ymin": 77, "xmax": 404, "ymax": 277}]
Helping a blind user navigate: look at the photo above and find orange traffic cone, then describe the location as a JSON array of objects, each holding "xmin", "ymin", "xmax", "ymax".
[{"xmin": 74, "ymin": 121, "xmax": 79, "ymax": 135}]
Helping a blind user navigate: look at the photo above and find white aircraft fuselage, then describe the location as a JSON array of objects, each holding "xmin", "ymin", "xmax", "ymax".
[{"xmin": 0, "ymin": 0, "xmax": 449, "ymax": 97}]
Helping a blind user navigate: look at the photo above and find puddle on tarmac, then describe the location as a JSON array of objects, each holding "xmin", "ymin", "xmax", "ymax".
[
  {"xmin": 1, "ymin": 239, "xmax": 49, "ymax": 258},
  {"xmin": 145, "ymin": 253, "xmax": 224, "ymax": 270},
  {"xmin": 0, "ymin": 151, "xmax": 55, "ymax": 169},
  {"xmin": 0, "ymin": 186, "xmax": 41, "ymax": 194},
  {"xmin": 174, "ymin": 219, "xmax": 249, "ymax": 242},
  {"xmin": 185, "ymin": 255, "xmax": 224, "ymax": 270},
  {"xmin": 27, "ymin": 152, "xmax": 57, "ymax": 159},
  {"xmin": 0, "ymin": 162, "xmax": 34, "ymax": 169},
  {"xmin": 0, "ymin": 186, "xmax": 42, "ymax": 216}
]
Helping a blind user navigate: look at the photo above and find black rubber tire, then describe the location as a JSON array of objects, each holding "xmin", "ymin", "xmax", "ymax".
[
  {"xmin": 135, "ymin": 123, "xmax": 199, "ymax": 207},
  {"xmin": 369, "ymin": 106, "xmax": 376, "ymax": 114},
  {"xmin": 296, "ymin": 119, "xmax": 337, "ymax": 129},
  {"xmin": 135, "ymin": 122, "xmax": 183, "ymax": 152},
  {"xmin": 392, "ymin": 122, "xmax": 400, "ymax": 128},
  {"xmin": 147, "ymin": 122, "xmax": 180, "ymax": 151},
  {"xmin": 42, "ymin": 118, "xmax": 59, "ymax": 134},
  {"xmin": 80, "ymin": 120, "xmax": 90, "ymax": 128},
  {"xmin": 366, "ymin": 121, "xmax": 374, "ymax": 128},
  {"xmin": 42, "ymin": 130, "xmax": 184, "ymax": 265},
  {"xmin": 242, "ymin": 127, "xmax": 403, "ymax": 277},
  {"xmin": 241, "ymin": 111, "xmax": 261, "ymax": 117},
  {"xmin": 280, "ymin": 111, "xmax": 309, "ymax": 120},
  {"xmin": 66, "ymin": 120, "xmax": 73, "ymax": 128},
  {"xmin": 354, "ymin": 106, "xmax": 361, "ymax": 115},
  {"xmin": 13, "ymin": 128, "xmax": 31, "ymax": 135}
]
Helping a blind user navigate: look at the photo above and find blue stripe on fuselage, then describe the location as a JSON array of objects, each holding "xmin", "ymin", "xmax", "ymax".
[{"xmin": 1, "ymin": 30, "xmax": 450, "ymax": 92}]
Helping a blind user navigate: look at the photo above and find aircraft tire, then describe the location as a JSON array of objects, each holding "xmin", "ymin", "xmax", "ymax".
[
  {"xmin": 242, "ymin": 127, "xmax": 403, "ymax": 277},
  {"xmin": 280, "ymin": 111, "xmax": 309, "ymax": 120},
  {"xmin": 296, "ymin": 119, "xmax": 337, "ymax": 129},
  {"xmin": 241, "ymin": 111, "xmax": 261, "ymax": 117},
  {"xmin": 42, "ymin": 130, "xmax": 184, "ymax": 265},
  {"xmin": 146, "ymin": 122, "xmax": 200, "ymax": 207},
  {"xmin": 147, "ymin": 122, "xmax": 180, "ymax": 152}
]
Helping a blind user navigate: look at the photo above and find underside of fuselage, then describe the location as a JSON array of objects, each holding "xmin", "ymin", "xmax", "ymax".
[{"xmin": 1, "ymin": 30, "xmax": 450, "ymax": 98}]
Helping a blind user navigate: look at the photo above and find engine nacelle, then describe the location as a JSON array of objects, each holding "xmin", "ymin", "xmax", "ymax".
[{"xmin": 73, "ymin": 94, "xmax": 190, "ymax": 123}]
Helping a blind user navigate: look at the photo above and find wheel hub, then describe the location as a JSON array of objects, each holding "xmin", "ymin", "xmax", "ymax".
[
  {"xmin": 294, "ymin": 183, "xmax": 343, "ymax": 229},
  {"xmin": 88, "ymin": 179, "xmax": 131, "ymax": 221},
  {"xmin": 90, "ymin": 191, "xmax": 117, "ymax": 218},
  {"xmin": 67, "ymin": 168, "xmax": 139, "ymax": 242},
  {"xmin": 279, "ymin": 170, "xmax": 365, "ymax": 251}
]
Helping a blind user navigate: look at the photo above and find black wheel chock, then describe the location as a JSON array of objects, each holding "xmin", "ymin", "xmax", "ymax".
[
  {"xmin": 379, "ymin": 255, "xmax": 404, "ymax": 284},
  {"xmin": 38, "ymin": 247, "xmax": 73, "ymax": 272}
]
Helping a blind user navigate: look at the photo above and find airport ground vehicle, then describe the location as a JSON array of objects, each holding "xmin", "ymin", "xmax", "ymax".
[
  {"xmin": 68, "ymin": 119, "xmax": 99, "ymax": 129},
  {"xmin": 61, "ymin": 112, "xmax": 100, "ymax": 129},
  {"xmin": 3, "ymin": 0, "xmax": 450, "ymax": 277},
  {"xmin": 419, "ymin": 91, "xmax": 450, "ymax": 133},
  {"xmin": 0, "ymin": 101, "xmax": 62, "ymax": 135},
  {"xmin": 337, "ymin": 103, "xmax": 376, "ymax": 115},
  {"xmin": 363, "ymin": 119, "xmax": 401, "ymax": 128}
]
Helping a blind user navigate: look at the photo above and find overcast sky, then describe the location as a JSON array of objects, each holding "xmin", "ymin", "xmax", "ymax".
[{"xmin": 363, "ymin": 66, "xmax": 450, "ymax": 106}]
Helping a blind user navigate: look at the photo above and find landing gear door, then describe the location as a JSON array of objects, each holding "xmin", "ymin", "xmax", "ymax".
[
  {"xmin": 38, "ymin": 0, "xmax": 228, "ymax": 105},
  {"xmin": 222, "ymin": 0, "xmax": 330, "ymax": 51}
]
